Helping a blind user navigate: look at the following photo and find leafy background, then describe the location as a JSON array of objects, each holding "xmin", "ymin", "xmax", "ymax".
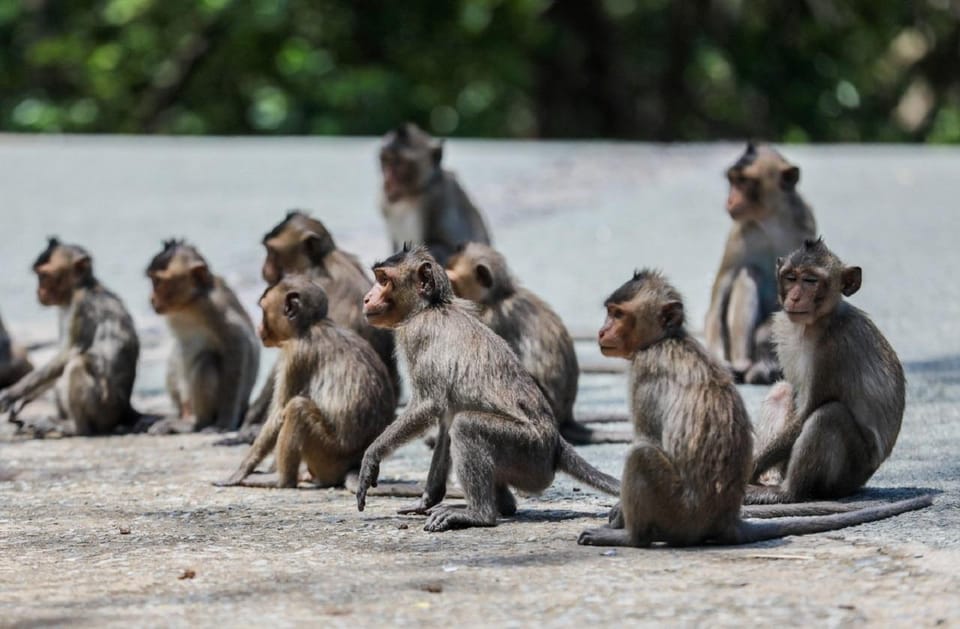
[{"xmin": 2, "ymin": 0, "xmax": 958, "ymax": 141}]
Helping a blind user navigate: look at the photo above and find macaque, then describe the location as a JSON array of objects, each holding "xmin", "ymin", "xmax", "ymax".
[
  {"xmin": 231, "ymin": 210, "xmax": 398, "ymax": 444},
  {"xmin": 146, "ymin": 240, "xmax": 260, "ymax": 434},
  {"xmin": 216, "ymin": 276, "xmax": 395, "ymax": 488},
  {"xmin": 379, "ymin": 123, "xmax": 491, "ymax": 265},
  {"xmin": 445, "ymin": 243, "xmax": 630, "ymax": 444},
  {"xmin": 0, "ymin": 238, "xmax": 140, "ymax": 435},
  {"xmin": 577, "ymin": 269, "xmax": 929, "ymax": 547},
  {"xmin": 705, "ymin": 142, "xmax": 817, "ymax": 384},
  {"xmin": 355, "ymin": 246, "xmax": 620, "ymax": 532},
  {"xmin": 748, "ymin": 239, "xmax": 905, "ymax": 504},
  {"xmin": 0, "ymin": 312, "xmax": 32, "ymax": 389}
]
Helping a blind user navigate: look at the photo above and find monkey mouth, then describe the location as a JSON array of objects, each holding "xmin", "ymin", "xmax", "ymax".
[
  {"xmin": 363, "ymin": 304, "xmax": 391, "ymax": 319},
  {"xmin": 783, "ymin": 308, "xmax": 811, "ymax": 315}
]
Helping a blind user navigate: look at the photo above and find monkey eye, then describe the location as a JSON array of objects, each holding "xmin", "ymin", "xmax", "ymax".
[
  {"xmin": 374, "ymin": 270, "xmax": 389, "ymax": 285},
  {"xmin": 802, "ymin": 276, "xmax": 819, "ymax": 285},
  {"xmin": 784, "ymin": 273, "xmax": 797, "ymax": 282}
]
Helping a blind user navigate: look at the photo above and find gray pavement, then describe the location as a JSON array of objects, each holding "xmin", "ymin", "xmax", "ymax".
[{"xmin": 0, "ymin": 136, "xmax": 958, "ymax": 626}]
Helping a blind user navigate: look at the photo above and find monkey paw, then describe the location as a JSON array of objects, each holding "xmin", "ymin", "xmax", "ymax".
[
  {"xmin": 577, "ymin": 527, "xmax": 633, "ymax": 547},
  {"xmin": 212, "ymin": 472, "xmax": 245, "ymax": 487},
  {"xmin": 423, "ymin": 506, "xmax": 495, "ymax": 532},
  {"xmin": 397, "ymin": 496, "xmax": 435, "ymax": 515},
  {"xmin": 355, "ymin": 458, "xmax": 381, "ymax": 512}
]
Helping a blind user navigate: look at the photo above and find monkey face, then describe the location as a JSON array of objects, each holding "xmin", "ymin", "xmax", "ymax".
[
  {"xmin": 445, "ymin": 257, "xmax": 492, "ymax": 303},
  {"xmin": 601, "ymin": 272, "xmax": 685, "ymax": 357},
  {"xmin": 598, "ymin": 303, "xmax": 640, "ymax": 358},
  {"xmin": 257, "ymin": 285, "xmax": 293, "ymax": 347},
  {"xmin": 363, "ymin": 268, "xmax": 404, "ymax": 328},
  {"xmin": 34, "ymin": 250, "xmax": 88, "ymax": 307},
  {"xmin": 379, "ymin": 125, "xmax": 443, "ymax": 202},
  {"xmin": 725, "ymin": 169, "xmax": 762, "ymax": 220},
  {"xmin": 379, "ymin": 149, "xmax": 421, "ymax": 202},
  {"xmin": 778, "ymin": 263, "xmax": 861, "ymax": 325},
  {"xmin": 725, "ymin": 144, "xmax": 801, "ymax": 222}
]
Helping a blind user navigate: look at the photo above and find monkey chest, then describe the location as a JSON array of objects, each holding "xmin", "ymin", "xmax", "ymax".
[{"xmin": 384, "ymin": 199, "xmax": 425, "ymax": 244}]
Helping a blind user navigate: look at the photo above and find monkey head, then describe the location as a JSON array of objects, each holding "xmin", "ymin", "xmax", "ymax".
[
  {"xmin": 364, "ymin": 245, "xmax": 453, "ymax": 329},
  {"xmin": 444, "ymin": 242, "xmax": 515, "ymax": 305},
  {"xmin": 725, "ymin": 142, "xmax": 801, "ymax": 221},
  {"xmin": 32, "ymin": 237, "xmax": 94, "ymax": 307},
  {"xmin": 258, "ymin": 274, "xmax": 329, "ymax": 347},
  {"xmin": 146, "ymin": 240, "xmax": 215, "ymax": 315},
  {"xmin": 379, "ymin": 123, "xmax": 443, "ymax": 203},
  {"xmin": 598, "ymin": 269, "xmax": 685, "ymax": 359},
  {"xmin": 261, "ymin": 210, "xmax": 336, "ymax": 286},
  {"xmin": 776, "ymin": 238, "xmax": 862, "ymax": 326}
]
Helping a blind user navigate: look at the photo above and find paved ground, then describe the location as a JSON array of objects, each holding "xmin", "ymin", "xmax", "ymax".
[{"xmin": 0, "ymin": 136, "xmax": 958, "ymax": 626}]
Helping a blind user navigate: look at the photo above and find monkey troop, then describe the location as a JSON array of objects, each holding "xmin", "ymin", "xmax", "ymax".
[{"xmin": 0, "ymin": 138, "xmax": 932, "ymax": 547}]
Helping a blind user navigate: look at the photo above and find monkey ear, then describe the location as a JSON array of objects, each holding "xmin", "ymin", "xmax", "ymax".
[
  {"xmin": 189, "ymin": 262, "xmax": 214, "ymax": 289},
  {"xmin": 776, "ymin": 257, "xmax": 785, "ymax": 272},
  {"xmin": 475, "ymin": 264, "xmax": 494, "ymax": 289},
  {"xmin": 841, "ymin": 266, "xmax": 862, "ymax": 297},
  {"xmin": 283, "ymin": 291, "xmax": 302, "ymax": 320},
  {"xmin": 780, "ymin": 166, "xmax": 800, "ymax": 191},
  {"xmin": 416, "ymin": 261, "xmax": 437, "ymax": 299},
  {"xmin": 72, "ymin": 255, "xmax": 91, "ymax": 278},
  {"xmin": 659, "ymin": 301, "xmax": 684, "ymax": 331},
  {"xmin": 430, "ymin": 140, "xmax": 444, "ymax": 166}
]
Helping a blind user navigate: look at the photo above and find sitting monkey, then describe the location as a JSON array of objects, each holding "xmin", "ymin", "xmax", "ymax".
[
  {"xmin": 0, "ymin": 238, "xmax": 140, "ymax": 435},
  {"xmin": 379, "ymin": 123, "xmax": 491, "ymax": 265},
  {"xmin": 705, "ymin": 142, "xmax": 817, "ymax": 384},
  {"xmin": 146, "ymin": 240, "xmax": 260, "ymax": 434},
  {"xmin": 445, "ymin": 243, "xmax": 630, "ymax": 444},
  {"xmin": 216, "ymin": 276, "xmax": 396, "ymax": 488}
]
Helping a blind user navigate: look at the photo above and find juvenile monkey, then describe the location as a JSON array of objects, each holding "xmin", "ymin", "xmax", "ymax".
[
  {"xmin": 355, "ymin": 246, "xmax": 620, "ymax": 532},
  {"xmin": 0, "ymin": 312, "xmax": 32, "ymax": 389},
  {"xmin": 146, "ymin": 240, "xmax": 260, "ymax": 434},
  {"xmin": 379, "ymin": 123, "xmax": 491, "ymax": 265},
  {"xmin": 445, "ymin": 243, "xmax": 630, "ymax": 444},
  {"xmin": 577, "ymin": 270, "xmax": 929, "ymax": 547},
  {"xmin": 234, "ymin": 211, "xmax": 398, "ymax": 442},
  {"xmin": 705, "ymin": 142, "xmax": 817, "ymax": 384},
  {"xmin": 0, "ymin": 238, "xmax": 140, "ymax": 435},
  {"xmin": 215, "ymin": 276, "xmax": 395, "ymax": 488},
  {"xmin": 748, "ymin": 239, "xmax": 905, "ymax": 504}
]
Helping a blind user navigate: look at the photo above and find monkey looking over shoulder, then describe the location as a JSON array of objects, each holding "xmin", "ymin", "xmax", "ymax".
[
  {"xmin": 146, "ymin": 240, "xmax": 260, "ymax": 434},
  {"xmin": 705, "ymin": 142, "xmax": 817, "ymax": 384},
  {"xmin": 215, "ymin": 276, "xmax": 395, "ymax": 488},
  {"xmin": 379, "ymin": 123, "xmax": 491, "ymax": 265},
  {"xmin": 577, "ymin": 269, "xmax": 929, "ymax": 548},
  {"xmin": 355, "ymin": 246, "xmax": 620, "ymax": 532},
  {"xmin": 0, "ymin": 312, "xmax": 32, "ymax": 389},
  {"xmin": 748, "ymin": 239, "xmax": 905, "ymax": 504},
  {"xmin": 0, "ymin": 238, "xmax": 140, "ymax": 436},
  {"xmin": 445, "ymin": 243, "xmax": 630, "ymax": 444},
  {"xmin": 230, "ymin": 211, "xmax": 398, "ymax": 444}
]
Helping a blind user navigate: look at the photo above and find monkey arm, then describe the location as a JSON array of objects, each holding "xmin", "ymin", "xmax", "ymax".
[
  {"xmin": 751, "ymin": 422, "xmax": 803, "ymax": 482},
  {"xmin": 397, "ymin": 421, "xmax": 451, "ymax": 514},
  {"xmin": 356, "ymin": 400, "xmax": 443, "ymax": 511},
  {"xmin": 0, "ymin": 348, "xmax": 72, "ymax": 411},
  {"xmin": 215, "ymin": 405, "xmax": 282, "ymax": 486}
]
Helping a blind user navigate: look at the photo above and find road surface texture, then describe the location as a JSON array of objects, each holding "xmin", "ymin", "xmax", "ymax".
[{"xmin": 1, "ymin": 136, "xmax": 958, "ymax": 627}]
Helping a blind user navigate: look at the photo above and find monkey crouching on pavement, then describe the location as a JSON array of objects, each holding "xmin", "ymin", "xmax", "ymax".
[
  {"xmin": 577, "ymin": 269, "xmax": 929, "ymax": 548},
  {"xmin": 0, "ymin": 238, "xmax": 140, "ymax": 436},
  {"xmin": 215, "ymin": 275, "xmax": 396, "ymax": 488}
]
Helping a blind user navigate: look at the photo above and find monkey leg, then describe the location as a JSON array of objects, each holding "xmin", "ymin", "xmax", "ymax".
[
  {"xmin": 0, "ymin": 355, "xmax": 31, "ymax": 389},
  {"xmin": 496, "ymin": 484, "xmax": 517, "ymax": 517},
  {"xmin": 272, "ymin": 396, "xmax": 349, "ymax": 489},
  {"xmin": 747, "ymin": 402, "xmax": 872, "ymax": 504},
  {"xmin": 704, "ymin": 292, "xmax": 728, "ymax": 363},
  {"xmin": 423, "ymin": 413, "xmax": 549, "ymax": 532},
  {"xmin": 398, "ymin": 421, "xmax": 451, "ymax": 515},
  {"xmin": 58, "ymin": 355, "xmax": 124, "ymax": 436},
  {"xmin": 187, "ymin": 352, "xmax": 221, "ymax": 431},
  {"xmin": 724, "ymin": 268, "xmax": 762, "ymax": 379},
  {"xmin": 743, "ymin": 318, "xmax": 782, "ymax": 385},
  {"xmin": 750, "ymin": 382, "xmax": 797, "ymax": 482}
]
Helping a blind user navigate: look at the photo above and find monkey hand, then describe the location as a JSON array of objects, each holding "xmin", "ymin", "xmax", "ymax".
[
  {"xmin": 355, "ymin": 456, "xmax": 380, "ymax": 512},
  {"xmin": 212, "ymin": 470, "xmax": 247, "ymax": 487},
  {"xmin": 397, "ymin": 494, "xmax": 437, "ymax": 515}
]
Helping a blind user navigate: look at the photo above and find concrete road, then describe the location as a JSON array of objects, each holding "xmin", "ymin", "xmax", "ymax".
[{"xmin": 0, "ymin": 136, "xmax": 957, "ymax": 626}]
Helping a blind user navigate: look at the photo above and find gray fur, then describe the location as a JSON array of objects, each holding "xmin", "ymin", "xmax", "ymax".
[{"xmin": 0, "ymin": 311, "xmax": 31, "ymax": 389}]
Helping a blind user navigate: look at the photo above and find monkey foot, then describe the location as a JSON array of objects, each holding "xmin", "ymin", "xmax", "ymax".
[
  {"xmin": 577, "ymin": 527, "xmax": 634, "ymax": 547},
  {"xmin": 397, "ymin": 497, "xmax": 437, "ymax": 515},
  {"xmin": 422, "ymin": 506, "xmax": 496, "ymax": 532}
]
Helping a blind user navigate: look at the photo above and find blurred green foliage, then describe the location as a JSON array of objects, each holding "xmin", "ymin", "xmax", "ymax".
[{"xmin": 1, "ymin": 0, "xmax": 958, "ymax": 141}]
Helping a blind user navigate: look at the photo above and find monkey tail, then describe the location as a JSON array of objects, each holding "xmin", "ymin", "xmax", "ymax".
[
  {"xmin": 555, "ymin": 439, "xmax": 621, "ymax": 496},
  {"xmin": 728, "ymin": 495, "xmax": 933, "ymax": 544},
  {"xmin": 741, "ymin": 499, "xmax": 892, "ymax": 519}
]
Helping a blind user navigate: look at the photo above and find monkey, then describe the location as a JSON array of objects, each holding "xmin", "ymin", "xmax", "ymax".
[
  {"xmin": 576, "ymin": 269, "xmax": 930, "ymax": 548},
  {"xmin": 444, "ymin": 243, "xmax": 631, "ymax": 444},
  {"xmin": 704, "ymin": 142, "xmax": 817, "ymax": 385},
  {"xmin": 379, "ymin": 123, "xmax": 491, "ymax": 265},
  {"xmin": 0, "ymin": 311, "xmax": 32, "ymax": 389},
  {"xmin": 215, "ymin": 275, "xmax": 396, "ymax": 488},
  {"xmin": 746, "ymin": 238, "xmax": 906, "ymax": 504},
  {"xmin": 146, "ymin": 240, "xmax": 260, "ymax": 434},
  {"xmin": 225, "ymin": 210, "xmax": 399, "ymax": 445},
  {"xmin": 0, "ymin": 238, "xmax": 140, "ymax": 436},
  {"xmin": 354, "ymin": 245, "xmax": 621, "ymax": 532}
]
